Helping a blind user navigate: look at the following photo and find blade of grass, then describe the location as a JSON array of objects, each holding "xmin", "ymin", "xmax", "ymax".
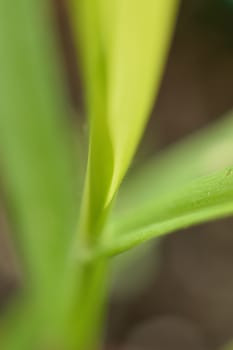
[
  {"xmin": 96, "ymin": 167, "xmax": 233, "ymax": 257},
  {"xmin": 70, "ymin": 0, "xmax": 179, "ymax": 243},
  {"xmin": 69, "ymin": 0, "xmax": 114, "ymax": 243},
  {"xmin": 0, "ymin": 0, "xmax": 77, "ymax": 347},
  {"xmin": 0, "ymin": 0, "xmax": 76, "ymax": 289},
  {"xmin": 115, "ymin": 111, "xmax": 233, "ymax": 216},
  {"xmin": 106, "ymin": 0, "xmax": 180, "ymax": 204}
]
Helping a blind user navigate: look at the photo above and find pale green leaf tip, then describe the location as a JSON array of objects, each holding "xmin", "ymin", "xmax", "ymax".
[
  {"xmin": 104, "ymin": 0, "xmax": 180, "ymax": 207},
  {"xmin": 70, "ymin": 0, "xmax": 180, "ymax": 234}
]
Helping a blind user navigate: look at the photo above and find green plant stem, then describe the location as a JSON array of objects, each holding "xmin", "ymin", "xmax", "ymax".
[
  {"xmin": 69, "ymin": 258, "xmax": 109, "ymax": 350},
  {"xmin": 64, "ymin": 200, "xmax": 111, "ymax": 350}
]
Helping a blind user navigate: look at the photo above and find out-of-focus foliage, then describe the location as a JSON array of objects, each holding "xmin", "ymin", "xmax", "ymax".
[
  {"xmin": 0, "ymin": 0, "xmax": 76, "ymax": 348},
  {"xmin": 70, "ymin": 0, "xmax": 179, "ymax": 242},
  {"xmin": 116, "ymin": 111, "xmax": 233, "ymax": 213},
  {"xmin": 0, "ymin": 0, "xmax": 75, "ymax": 292},
  {"xmin": 100, "ymin": 167, "xmax": 233, "ymax": 257},
  {"xmin": 98, "ymin": 112, "xmax": 233, "ymax": 256},
  {"xmin": 1, "ymin": 0, "xmax": 233, "ymax": 349}
]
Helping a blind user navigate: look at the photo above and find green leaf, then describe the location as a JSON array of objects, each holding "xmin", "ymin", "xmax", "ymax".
[
  {"xmin": 69, "ymin": 0, "xmax": 113, "ymax": 242},
  {"xmin": 0, "ymin": 0, "xmax": 75, "ymax": 293},
  {"xmin": 70, "ymin": 0, "xmax": 179, "ymax": 241},
  {"xmin": 116, "ymin": 111, "xmax": 233, "ymax": 215},
  {"xmin": 104, "ymin": 111, "xmax": 233, "ymax": 256},
  {"xmin": 106, "ymin": 0, "xmax": 179, "ymax": 204},
  {"xmin": 97, "ymin": 167, "xmax": 233, "ymax": 257}
]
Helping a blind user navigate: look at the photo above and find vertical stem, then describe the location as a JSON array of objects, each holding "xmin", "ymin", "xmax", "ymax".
[{"xmin": 67, "ymin": 258, "xmax": 109, "ymax": 350}]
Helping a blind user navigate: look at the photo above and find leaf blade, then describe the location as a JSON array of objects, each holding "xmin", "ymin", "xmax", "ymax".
[
  {"xmin": 116, "ymin": 111, "xmax": 233, "ymax": 217},
  {"xmin": 0, "ymin": 0, "xmax": 75, "ymax": 290},
  {"xmin": 106, "ymin": 0, "xmax": 179, "ymax": 203},
  {"xmin": 99, "ymin": 167, "xmax": 233, "ymax": 257},
  {"xmin": 70, "ymin": 0, "xmax": 179, "ymax": 241}
]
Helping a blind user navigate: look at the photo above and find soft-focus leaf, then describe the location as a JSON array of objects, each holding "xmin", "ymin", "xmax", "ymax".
[
  {"xmin": 70, "ymin": 0, "xmax": 179, "ymax": 241},
  {"xmin": 97, "ymin": 167, "xmax": 233, "ymax": 257},
  {"xmin": 0, "ymin": 0, "xmax": 75, "ymax": 292},
  {"xmin": 116, "ymin": 111, "xmax": 233, "ymax": 215},
  {"xmin": 70, "ymin": 0, "xmax": 114, "ymax": 244},
  {"xmin": 106, "ymin": 0, "xmax": 179, "ymax": 204},
  {"xmin": 106, "ymin": 111, "xmax": 233, "ymax": 255}
]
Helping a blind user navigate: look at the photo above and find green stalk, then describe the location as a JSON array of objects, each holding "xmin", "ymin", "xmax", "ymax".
[
  {"xmin": 68, "ymin": 1, "xmax": 179, "ymax": 349},
  {"xmin": 68, "ymin": 258, "xmax": 109, "ymax": 350},
  {"xmin": 63, "ymin": 207, "xmax": 111, "ymax": 350}
]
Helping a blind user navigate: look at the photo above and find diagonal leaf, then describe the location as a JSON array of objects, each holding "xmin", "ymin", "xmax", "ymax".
[
  {"xmin": 97, "ymin": 167, "xmax": 233, "ymax": 257},
  {"xmin": 115, "ymin": 111, "xmax": 233, "ymax": 216}
]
